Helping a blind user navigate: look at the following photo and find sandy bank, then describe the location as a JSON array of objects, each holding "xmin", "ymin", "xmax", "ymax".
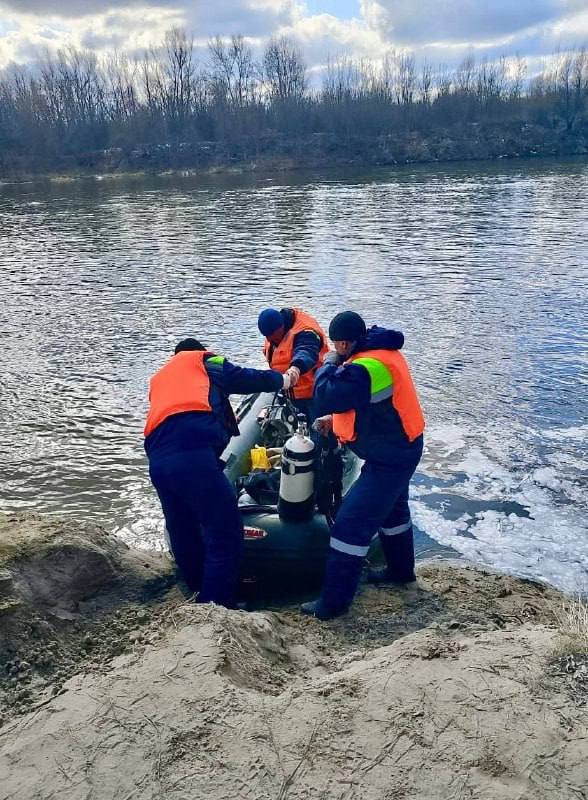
[{"xmin": 1, "ymin": 513, "xmax": 587, "ymax": 799}]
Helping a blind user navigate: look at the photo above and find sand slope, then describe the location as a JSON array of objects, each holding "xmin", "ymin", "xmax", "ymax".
[{"xmin": 1, "ymin": 557, "xmax": 587, "ymax": 800}]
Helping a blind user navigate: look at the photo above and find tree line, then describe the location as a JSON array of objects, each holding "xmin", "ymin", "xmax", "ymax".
[{"xmin": 0, "ymin": 28, "xmax": 587, "ymax": 176}]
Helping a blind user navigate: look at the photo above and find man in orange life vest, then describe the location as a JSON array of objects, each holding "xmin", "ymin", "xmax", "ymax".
[
  {"xmin": 144, "ymin": 338, "xmax": 292, "ymax": 608},
  {"xmin": 258, "ymin": 307, "xmax": 328, "ymax": 421},
  {"xmin": 302, "ymin": 311, "xmax": 425, "ymax": 620}
]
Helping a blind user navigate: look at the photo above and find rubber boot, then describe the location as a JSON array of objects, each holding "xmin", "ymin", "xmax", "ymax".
[
  {"xmin": 367, "ymin": 527, "xmax": 416, "ymax": 585},
  {"xmin": 301, "ymin": 550, "xmax": 363, "ymax": 620}
]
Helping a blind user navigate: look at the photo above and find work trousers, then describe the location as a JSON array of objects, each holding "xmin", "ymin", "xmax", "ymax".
[
  {"xmin": 319, "ymin": 443, "xmax": 422, "ymax": 613},
  {"xmin": 149, "ymin": 447, "xmax": 244, "ymax": 608}
]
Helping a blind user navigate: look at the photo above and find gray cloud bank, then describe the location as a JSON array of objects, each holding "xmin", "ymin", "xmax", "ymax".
[
  {"xmin": 0, "ymin": 0, "xmax": 298, "ymax": 37},
  {"xmin": 363, "ymin": 0, "xmax": 576, "ymax": 43},
  {"xmin": 1, "ymin": 0, "xmax": 587, "ymax": 73}
]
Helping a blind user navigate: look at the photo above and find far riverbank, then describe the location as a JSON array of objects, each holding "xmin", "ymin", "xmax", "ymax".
[{"xmin": 1, "ymin": 122, "xmax": 587, "ymax": 185}]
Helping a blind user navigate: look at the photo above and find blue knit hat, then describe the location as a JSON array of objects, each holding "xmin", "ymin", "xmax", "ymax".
[{"xmin": 258, "ymin": 308, "xmax": 284, "ymax": 337}]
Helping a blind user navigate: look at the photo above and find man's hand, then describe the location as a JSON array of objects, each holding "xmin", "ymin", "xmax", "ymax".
[
  {"xmin": 322, "ymin": 351, "xmax": 340, "ymax": 366},
  {"xmin": 285, "ymin": 366, "xmax": 301, "ymax": 387},
  {"xmin": 282, "ymin": 372, "xmax": 292, "ymax": 391},
  {"xmin": 312, "ymin": 415, "xmax": 333, "ymax": 437}
]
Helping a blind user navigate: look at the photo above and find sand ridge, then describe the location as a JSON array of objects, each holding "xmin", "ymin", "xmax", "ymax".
[{"xmin": 1, "ymin": 513, "xmax": 587, "ymax": 799}]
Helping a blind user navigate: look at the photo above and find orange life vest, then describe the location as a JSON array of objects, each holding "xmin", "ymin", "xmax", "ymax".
[
  {"xmin": 332, "ymin": 348, "xmax": 425, "ymax": 444},
  {"xmin": 144, "ymin": 350, "xmax": 213, "ymax": 438},
  {"xmin": 263, "ymin": 309, "xmax": 329, "ymax": 400}
]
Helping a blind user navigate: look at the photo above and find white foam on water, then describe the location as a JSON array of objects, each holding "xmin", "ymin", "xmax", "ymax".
[
  {"xmin": 542, "ymin": 425, "xmax": 588, "ymax": 442},
  {"xmin": 413, "ymin": 501, "xmax": 588, "ymax": 595},
  {"xmin": 530, "ymin": 467, "xmax": 562, "ymax": 491},
  {"xmin": 114, "ymin": 483, "xmax": 166, "ymax": 551},
  {"xmin": 424, "ymin": 423, "xmax": 467, "ymax": 456},
  {"xmin": 415, "ymin": 423, "xmax": 588, "ymax": 595}
]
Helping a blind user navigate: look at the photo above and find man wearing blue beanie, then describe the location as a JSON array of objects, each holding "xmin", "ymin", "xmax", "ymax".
[{"xmin": 258, "ymin": 307, "xmax": 328, "ymax": 421}]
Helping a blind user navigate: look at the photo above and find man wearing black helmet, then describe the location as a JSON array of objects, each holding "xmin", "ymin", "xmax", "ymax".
[{"xmin": 302, "ymin": 312, "xmax": 425, "ymax": 620}]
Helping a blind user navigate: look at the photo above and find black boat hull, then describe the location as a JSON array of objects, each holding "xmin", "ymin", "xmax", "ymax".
[{"xmin": 223, "ymin": 392, "xmax": 361, "ymax": 599}]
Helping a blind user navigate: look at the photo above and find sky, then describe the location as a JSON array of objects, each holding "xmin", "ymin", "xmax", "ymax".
[{"xmin": 0, "ymin": 0, "xmax": 586, "ymax": 72}]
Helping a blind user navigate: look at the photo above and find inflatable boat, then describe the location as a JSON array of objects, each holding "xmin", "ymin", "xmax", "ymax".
[{"xmin": 223, "ymin": 392, "xmax": 361, "ymax": 600}]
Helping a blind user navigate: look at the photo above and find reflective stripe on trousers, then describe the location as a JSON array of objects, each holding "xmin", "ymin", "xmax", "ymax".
[
  {"xmin": 325, "ymin": 457, "xmax": 420, "ymax": 560},
  {"xmin": 332, "ymin": 531, "xmax": 411, "ymax": 554},
  {"xmin": 330, "ymin": 537, "xmax": 370, "ymax": 557},
  {"xmin": 380, "ymin": 519, "xmax": 412, "ymax": 537}
]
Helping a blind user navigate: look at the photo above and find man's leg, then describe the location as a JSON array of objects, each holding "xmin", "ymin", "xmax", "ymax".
[
  {"xmin": 149, "ymin": 459, "xmax": 205, "ymax": 593},
  {"xmin": 302, "ymin": 464, "xmax": 404, "ymax": 619},
  {"xmin": 368, "ymin": 483, "xmax": 416, "ymax": 584},
  {"xmin": 189, "ymin": 452, "xmax": 244, "ymax": 608}
]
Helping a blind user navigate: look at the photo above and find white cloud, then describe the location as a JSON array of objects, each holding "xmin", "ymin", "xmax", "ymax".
[
  {"xmin": 360, "ymin": 0, "xmax": 567, "ymax": 44},
  {"xmin": 551, "ymin": 6, "xmax": 588, "ymax": 41},
  {"xmin": 0, "ymin": 8, "xmax": 185, "ymax": 66},
  {"xmin": 282, "ymin": 12, "xmax": 387, "ymax": 64},
  {"xmin": 0, "ymin": 0, "xmax": 586, "ymax": 72},
  {"xmin": 0, "ymin": 2, "xmax": 303, "ymax": 67}
]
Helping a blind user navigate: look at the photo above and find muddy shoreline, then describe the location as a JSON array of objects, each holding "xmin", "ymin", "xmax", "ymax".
[{"xmin": 1, "ymin": 151, "xmax": 587, "ymax": 189}]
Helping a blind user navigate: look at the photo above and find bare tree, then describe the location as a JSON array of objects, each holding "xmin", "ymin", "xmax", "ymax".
[
  {"xmin": 208, "ymin": 35, "xmax": 258, "ymax": 107},
  {"xmin": 163, "ymin": 27, "xmax": 195, "ymax": 127},
  {"xmin": 398, "ymin": 53, "xmax": 416, "ymax": 105},
  {"xmin": 456, "ymin": 54, "xmax": 476, "ymax": 95},
  {"xmin": 509, "ymin": 54, "xmax": 527, "ymax": 101},
  {"xmin": 263, "ymin": 36, "xmax": 307, "ymax": 101},
  {"xmin": 435, "ymin": 63, "xmax": 452, "ymax": 98},
  {"xmin": 323, "ymin": 56, "xmax": 362, "ymax": 104},
  {"xmin": 140, "ymin": 48, "xmax": 166, "ymax": 116},
  {"xmin": 475, "ymin": 57, "xmax": 507, "ymax": 108},
  {"xmin": 419, "ymin": 60, "xmax": 433, "ymax": 105},
  {"xmin": 105, "ymin": 52, "xmax": 139, "ymax": 121}
]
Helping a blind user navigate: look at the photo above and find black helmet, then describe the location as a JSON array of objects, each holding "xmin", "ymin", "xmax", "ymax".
[{"xmin": 328, "ymin": 311, "xmax": 366, "ymax": 342}]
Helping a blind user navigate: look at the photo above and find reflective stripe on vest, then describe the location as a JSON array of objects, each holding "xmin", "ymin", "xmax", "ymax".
[
  {"xmin": 332, "ymin": 349, "xmax": 425, "ymax": 444},
  {"xmin": 263, "ymin": 308, "xmax": 329, "ymax": 400},
  {"xmin": 144, "ymin": 350, "xmax": 215, "ymax": 437}
]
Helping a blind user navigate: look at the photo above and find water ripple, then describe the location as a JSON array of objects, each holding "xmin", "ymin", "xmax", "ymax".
[{"xmin": 1, "ymin": 159, "xmax": 587, "ymax": 589}]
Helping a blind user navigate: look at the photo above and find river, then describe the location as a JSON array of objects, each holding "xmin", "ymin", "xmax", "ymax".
[{"xmin": 1, "ymin": 158, "xmax": 586, "ymax": 593}]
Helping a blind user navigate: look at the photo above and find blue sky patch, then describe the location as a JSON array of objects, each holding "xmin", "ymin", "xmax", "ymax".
[{"xmin": 305, "ymin": 0, "xmax": 359, "ymax": 19}]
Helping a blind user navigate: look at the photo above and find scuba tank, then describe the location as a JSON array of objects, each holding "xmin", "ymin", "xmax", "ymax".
[
  {"xmin": 278, "ymin": 414, "xmax": 315, "ymax": 522},
  {"xmin": 315, "ymin": 438, "xmax": 344, "ymax": 528}
]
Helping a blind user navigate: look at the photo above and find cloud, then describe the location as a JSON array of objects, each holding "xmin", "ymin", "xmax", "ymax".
[
  {"xmin": 186, "ymin": 0, "xmax": 302, "ymax": 39},
  {"xmin": 0, "ymin": 0, "xmax": 305, "ymax": 68},
  {"xmin": 0, "ymin": 6, "xmax": 184, "ymax": 67},
  {"xmin": 551, "ymin": 6, "xmax": 588, "ymax": 43},
  {"xmin": 359, "ymin": 0, "xmax": 566, "ymax": 44},
  {"xmin": 0, "ymin": 0, "xmax": 171, "ymax": 17},
  {"xmin": 0, "ymin": 0, "xmax": 302, "ymax": 36},
  {"xmin": 283, "ymin": 12, "xmax": 387, "ymax": 64},
  {"xmin": 0, "ymin": 0, "xmax": 586, "ymax": 73}
]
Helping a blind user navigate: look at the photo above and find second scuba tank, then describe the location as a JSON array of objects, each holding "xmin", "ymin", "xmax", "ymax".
[{"xmin": 278, "ymin": 415, "xmax": 315, "ymax": 522}]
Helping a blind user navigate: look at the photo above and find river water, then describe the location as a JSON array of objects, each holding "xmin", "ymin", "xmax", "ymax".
[{"xmin": 1, "ymin": 158, "xmax": 587, "ymax": 593}]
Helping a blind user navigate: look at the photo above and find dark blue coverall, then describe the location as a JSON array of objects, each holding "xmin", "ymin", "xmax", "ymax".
[
  {"xmin": 145, "ymin": 356, "xmax": 283, "ymax": 608},
  {"xmin": 312, "ymin": 326, "xmax": 424, "ymax": 616}
]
